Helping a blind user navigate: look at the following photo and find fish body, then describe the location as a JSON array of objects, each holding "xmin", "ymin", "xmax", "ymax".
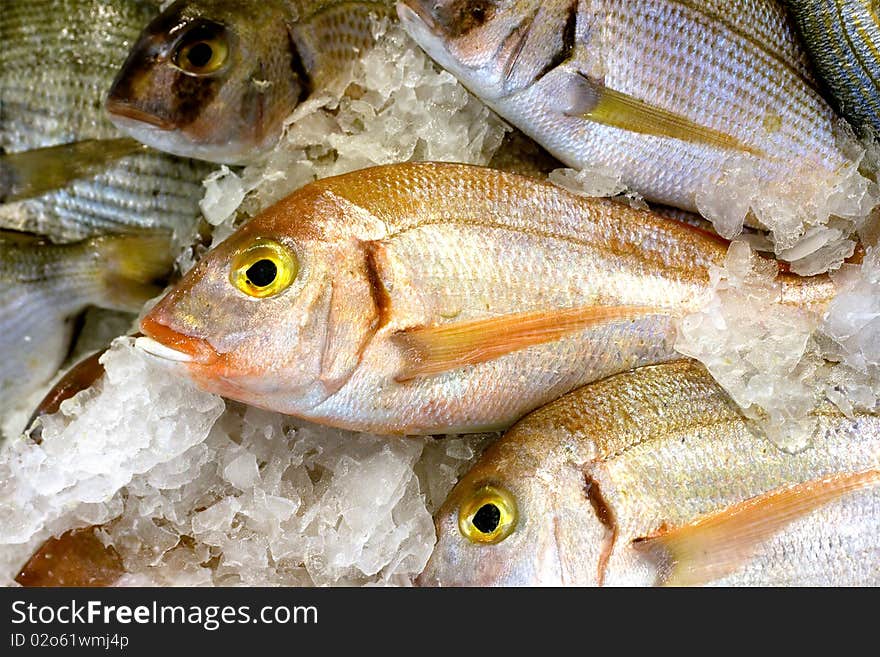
[
  {"xmin": 398, "ymin": 0, "xmax": 859, "ymax": 214},
  {"xmin": 0, "ymin": 0, "xmax": 211, "ymax": 241},
  {"xmin": 0, "ymin": 231, "xmax": 173, "ymax": 415},
  {"xmin": 786, "ymin": 0, "xmax": 880, "ymax": 135},
  {"xmin": 106, "ymin": 0, "xmax": 396, "ymax": 164},
  {"xmin": 138, "ymin": 162, "xmax": 833, "ymax": 434},
  {"xmin": 419, "ymin": 360, "xmax": 880, "ymax": 586}
]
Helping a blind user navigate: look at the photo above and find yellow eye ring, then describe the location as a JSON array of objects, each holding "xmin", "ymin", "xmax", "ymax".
[
  {"xmin": 230, "ymin": 239, "xmax": 297, "ymax": 298},
  {"xmin": 174, "ymin": 24, "xmax": 229, "ymax": 75},
  {"xmin": 458, "ymin": 485, "xmax": 517, "ymax": 544}
]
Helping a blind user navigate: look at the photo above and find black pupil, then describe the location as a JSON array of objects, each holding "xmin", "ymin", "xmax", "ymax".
[
  {"xmin": 472, "ymin": 503, "xmax": 501, "ymax": 534},
  {"xmin": 246, "ymin": 259, "xmax": 277, "ymax": 288},
  {"xmin": 471, "ymin": 5, "xmax": 485, "ymax": 21},
  {"xmin": 187, "ymin": 42, "xmax": 214, "ymax": 68}
]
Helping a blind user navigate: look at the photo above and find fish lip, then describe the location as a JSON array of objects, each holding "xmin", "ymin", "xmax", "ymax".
[
  {"xmin": 396, "ymin": 1, "xmax": 440, "ymax": 35},
  {"xmin": 105, "ymin": 98, "xmax": 174, "ymax": 131},
  {"xmin": 138, "ymin": 316, "xmax": 220, "ymax": 365}
]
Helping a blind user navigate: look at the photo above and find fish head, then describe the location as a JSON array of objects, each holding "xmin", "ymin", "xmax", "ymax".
[
  {"xmin": 139, "ymin": 186, "xmax": 381, "ymax": 414},
  {"xmin": 418, "ymin": 423, "xmax": 609, "ymax": 586},
  {"xmin": 106, "ymin": 0, "xmax": 306, "ymax": 164},
  {"xmin": 397, "ymin": 0, "xmax": 567, "ymax": 100}
]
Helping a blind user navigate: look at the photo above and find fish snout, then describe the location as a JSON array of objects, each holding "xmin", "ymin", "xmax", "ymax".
[
  {"xmin": 105, "ymin": 97, "xmax": 174, "ymax": 131},
  {"xmin": 139, "ymin": 309, "xmax": 219, "ymax": 366},
  {"xmin": 396, "ymin": 1, "xmax": 440, "ymax": 35}
]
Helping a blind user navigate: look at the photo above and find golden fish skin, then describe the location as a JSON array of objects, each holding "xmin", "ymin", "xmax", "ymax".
[
  {"xmin": 398, "ymin": 0, "xmax": 859, "ymax": 214},
  {"xmin": 420, "ymin": 361, "xmax": 880, "ymax": 586},
  {"xmin": 106, "ymin": 0, "xmax": 395, "ymax": 164},
  {"xmin": 786, "ymin": 0, "xmax": 880, "ymax": 135},
  {"xmin": 0, "ymin": 231, "xmax": 173, "ymax": 418},
  {"xmin": 138, "ymin": 162, "xmax": 833, "ymax": 435},
  {"xmin": 0, "ymin": 0, "xmax": 211, "ymax": 241}
]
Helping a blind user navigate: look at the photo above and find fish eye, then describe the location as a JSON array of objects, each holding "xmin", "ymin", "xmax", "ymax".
[
  {"xmin": 458, "ymin": 485, "xmax": 517, "ymax": 544},
  {"xmin": 173, "ymin": 22, "xmax": 229, "ymax": 75},
  {"xmin": 457, "ymin": 0, "xmax": 494, "ymax": 27},
  {"xmin": 230, "ymin": 239, "xmax": 298, "ymax": 298}
]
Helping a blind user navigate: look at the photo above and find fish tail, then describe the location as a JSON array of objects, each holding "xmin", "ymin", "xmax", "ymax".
[{"xmin": 89, "ymin": 232, "xmax": 176, "ymax": 312}]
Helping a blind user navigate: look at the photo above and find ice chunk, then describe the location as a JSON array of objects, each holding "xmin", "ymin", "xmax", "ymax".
[
  {"xmin": 693, "ymin": 126, "xmax": 878, "ymax": 275},
  {"xmin": 675, "ymin": 242, "xmax": 822, "ymax": 451},
  {"xmin": 200, "ymin": 166, "xmax": 246, "ymax": 226},
  {"xmin": 223, "ymin": 452, "xmax": 260, "ymax": 490},
  {"xmin": 549, "ymin": 165, "xmax": 627, "ymax": 198}
]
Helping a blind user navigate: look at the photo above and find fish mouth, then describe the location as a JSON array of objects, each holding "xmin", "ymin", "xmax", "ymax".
[
  {"xmin": 105, "ymin": 98, "xmax": 175, "ymax": 131},
  {"xmin": 396, "ymin": 1, "xmax": 440, "ymax": 35},
  {"xmin": 138, "ymin": 316, "xmax": 220, "ymax": 365}
]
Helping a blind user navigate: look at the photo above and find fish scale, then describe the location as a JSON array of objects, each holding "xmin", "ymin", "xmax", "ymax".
[
  {"xmin": 0, "ymin": 0, "xmax": 212, "ymax": 241},
  {"xmin": 421, "ymin": 360, "xmax": 880, "ymax": 586}
]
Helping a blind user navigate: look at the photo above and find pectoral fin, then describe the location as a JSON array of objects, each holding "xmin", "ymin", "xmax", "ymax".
[
  {"xmin": 393, "ymin": 304, "xmax": 660, "ymax": 381},
  {"xmin": 635, "ymin": 470, "xmax": 880, "ymax": 586},
  {"xmin": 0, "ymin": 138, "xmax": 144, "ymax": 203},
  {"xmin": 566, "ymin": 74, "xmax": 761, "ymax": 156}
]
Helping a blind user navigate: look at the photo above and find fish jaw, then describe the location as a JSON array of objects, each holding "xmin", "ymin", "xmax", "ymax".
[
  {"xmin": 106, "ymin": 99, "xmax": 260, "ymax": 164},
  {"xmin": 136, "ymin": 319, "xmax": 219, "ymax": 366}
]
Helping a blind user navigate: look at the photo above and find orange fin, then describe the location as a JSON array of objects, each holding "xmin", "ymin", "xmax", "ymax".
[
  {"xmin": 635, "ymin": 470, "xmax": 880, "ymax": 587},
  {"xmin": 566, "ymin": 73, "xmax": 763, "ymax": 156},
  {"xmin": 393, "ymin": 304, "xmax": 660, "ymax": 381}
]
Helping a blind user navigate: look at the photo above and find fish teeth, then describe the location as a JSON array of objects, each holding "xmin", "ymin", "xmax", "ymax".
[{"xmin": 134, "ymin": 337, "xmax": 193, "ymax": 363}]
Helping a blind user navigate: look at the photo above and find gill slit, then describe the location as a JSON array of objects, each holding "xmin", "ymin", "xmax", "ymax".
[{"xmin": 584, "ymin": 470, "xmax": 617, "ymax": 587}]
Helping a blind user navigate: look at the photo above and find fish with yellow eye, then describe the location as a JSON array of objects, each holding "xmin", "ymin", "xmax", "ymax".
[
  {"xmin": 396, "ymin": 0, "xmax": 866, "ymax": 217},
  {"xmin": 137, "ymin": 162, "xmax": 834, "ymax": 435},
  {"xmin": 106, "ymin": 0, "xmax": 396, "ymax": 164},
  {"xmin": 419, "ymin": 361, "xmax": 880, "ymax": 587}
]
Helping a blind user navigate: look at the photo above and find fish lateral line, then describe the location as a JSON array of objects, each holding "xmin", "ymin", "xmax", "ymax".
[
  {"xmin": 564, "ymin": 72, "xmax": 764, "ymax": 157},
  {"xmin": 392, "ymin": 304, "xmax": 664, "ymax": 381},
  {"xmin": 633, "ymin": 469, "xmax": 880, "ymax": 586}
]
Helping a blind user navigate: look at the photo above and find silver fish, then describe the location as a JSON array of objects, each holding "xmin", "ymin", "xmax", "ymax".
[
  {"xmin": 420, "ymin": 360, "xmax": 880, "ymax": 586},
  {"xmin": 398, "ymin": 0, "xmax": 861, "ymax": 215},
  {"xmin": 786, "ymin": 0, "xmax": 880, "ymax": 135}
]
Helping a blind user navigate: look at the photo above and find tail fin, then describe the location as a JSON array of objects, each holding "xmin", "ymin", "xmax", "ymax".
[{"xmin": 91, "ymin": 232, "xmax": 176, "ymax": 312}]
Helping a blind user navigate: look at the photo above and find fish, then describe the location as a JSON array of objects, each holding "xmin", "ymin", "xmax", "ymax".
[
  {"xmin": 16, "ymin": 528, "xmax": 124, "ymax": 587},
  {"xmin": 418, "ymin": 360, "xmax": 880, "ymax": 586},
  {"xmin": 0, "ymin": 0, "xmax": 212, "ymax": 241},
  {"xmin": 137, "ymin": 162, "xmax": 834, "ymax": 435},
  {"xmin": 105, "ymin": 0, "xmax": 396, "ymax": 164},
  {"xmin": 786, "ymin": 0, "xmax": 880, "ymax": 136},
  {"xmin": 397, "ymin": 0, "xmax": 862, "ymax": 215},
  {"xmin": 0, "ymin": 231, "xmax": 174, "ymax": 416},
  {"xmin": 24, "ymin": 348, "xmax": 109, "ymax": 444}
]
